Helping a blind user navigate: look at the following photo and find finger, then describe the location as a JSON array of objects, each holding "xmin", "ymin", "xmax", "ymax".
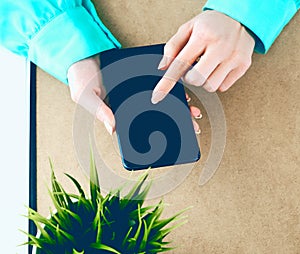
[
  {"xmin": 190, "ymin": 105, "xmax": 202, "ymax": 119},
  {"xmin": 182, "ymin": 47, "xmax": 221, "ymax": 87},
  {"xmin": 202, "ymin": 61, "xmax": 234, "ymax": 92},
  {"xmin": 96, "ymin": 98, "xmax": 116, "ymax": 135},
  {"xmin": 218, "ymin": 46, "xmax": 252, "ymax": 92},
  {"xmin": 218, "ymin": 66, "xmax": 248, "ymax": 92},
  {"xmin": 192, "ymin": 119, "xmax": 201, "ymax": 135},
  {"xmin": 186, "ymin": 93, "xmax": 191, "ymax": 103},
  {"xmin": 77, "ymin": 90, "xmax": 116, "ymax": 135},
  {"xmin": 158, "ymin": 22, "xmax": 193, "ymax": 70},
  {"xmin": 152, "ymin": 39, "xmax": 204, "ymax": 104}
]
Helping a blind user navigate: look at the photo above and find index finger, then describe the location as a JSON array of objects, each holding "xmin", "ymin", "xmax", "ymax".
[{"xmin": 151, "ymin": 40, "xmax": 204, "ymax": 104}]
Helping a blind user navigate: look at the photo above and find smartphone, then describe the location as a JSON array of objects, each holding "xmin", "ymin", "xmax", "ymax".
[{"xmin": 99, "ymin": 44, "xmax": 200, "ymax": 170}]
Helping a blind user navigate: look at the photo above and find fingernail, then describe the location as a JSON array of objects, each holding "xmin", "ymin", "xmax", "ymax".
[
  {"xmin": 158, "ymin": 56, "xmax": 168, "ymax": 70},
  {"xmin": 104, "ymin": 121, "xmax": 113, "ymax": 135},
  {"xmin": 195, "ymin": 129, "xmax": 201, "ymax": 135},
  {"xmin": 195, "ymin": 113, "xmax": 203, "ymax": 120},
  {"xmin": 192, "ymin": 121, "xmax": 201, "ymax": 134},
  {"xmin": 186, "ymin": 94, "xmax": 191, "ymax": 103},
  {"xmin": 151, "ymin": 91, "xmax": 167, "ymax": 104}
]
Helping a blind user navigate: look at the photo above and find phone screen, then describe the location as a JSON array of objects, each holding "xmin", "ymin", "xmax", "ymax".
[{"xmin": 100, "ymin": 44, "xmax": 200, "ymax": 170}]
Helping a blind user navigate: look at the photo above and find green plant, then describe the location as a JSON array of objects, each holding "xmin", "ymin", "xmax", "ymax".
[{"xmin": 23, "ymin": 152, "xmax": 187, "ymax": 254}]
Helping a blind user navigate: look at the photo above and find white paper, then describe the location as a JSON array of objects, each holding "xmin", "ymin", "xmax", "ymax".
[{"xmin": 0, "ymin": 47, "xmax": 29, "ymax": 254}]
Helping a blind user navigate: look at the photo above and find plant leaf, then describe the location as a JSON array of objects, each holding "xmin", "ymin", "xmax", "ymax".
[
  {"xmin": 133, "ymin": 204, "xmax": 142, "ymax": 241},
  {"xmin": 34, "ymin": 221, "xmax": 55, "ymax": 244},
  {"xmin": 140, "ymin": 219, "xmax": 148, "ymax": 250},
  {"xmin": 152, "ymin": 206, "xmax": 191, "ymax": 232},
  {"xmin": 60, "ymin": 207, "xmax": 82, "ymax": 226},
  {"xmin": 73, "ymin": 249, "xmax": 84, "ymax": 254},
  {"xmin": 149, "ymin": 247, "xmax": 175, "ymax": 253},
  {"xmin": 93, "ymin": 200, "xmax": 102, "ymax": 243},
  {"xmin": 89, "ymin": 149, "xmax": 100, "ymax": 207},
  {"xmin": 122, "ymin": 226, "xmax": 133, "ymax": 247},
  {"xmin": 49, "ymin": 159, "xmax": 67, "ymax": 208},
  {"xmin": 90, "ymin": 243, "xmax": 121, "ymax": 254},
  {"xmin": 65, "ymin": 173, "xmax": 86, "ymax": 198},
  {"xmin": 123, "ymin": 173, "xmax": 148, "ymax": 201},
  {"xmin": 26, "ymin": 207, "xmax": 56, "ymax": 231},
  {"xmin": 19, "ymin": 230, "xmax": 42, "ymax": 249}
]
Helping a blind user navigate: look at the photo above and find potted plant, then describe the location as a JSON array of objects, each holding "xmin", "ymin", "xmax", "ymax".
[{"xmin": 23, "ymin": 152, "xmax": 188, "ymax": 253}]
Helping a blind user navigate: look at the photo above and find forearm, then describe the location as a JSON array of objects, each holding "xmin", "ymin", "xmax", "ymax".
[{"xmin": 0, "ymin": 0, "xmax": 121, "ymax": 84}]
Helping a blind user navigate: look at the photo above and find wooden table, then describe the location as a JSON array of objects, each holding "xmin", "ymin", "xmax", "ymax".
[{"xmin": 36, "ymin": 1, "xmax": 300, "ymax": 253}]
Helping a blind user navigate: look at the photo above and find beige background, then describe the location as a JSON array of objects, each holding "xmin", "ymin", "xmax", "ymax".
[{"xmin": 36, "ymin": 1, "xmax": 300, "ymax": 253}]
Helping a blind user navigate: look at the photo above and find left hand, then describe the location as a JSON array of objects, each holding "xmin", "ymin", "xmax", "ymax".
[
  {"xmin": 67, "ymin": 55, "xmax": 115, "ymax": 135},
  {"xmin": 151, "ymin": 10, "xmax": 255, "ymax": 104}
]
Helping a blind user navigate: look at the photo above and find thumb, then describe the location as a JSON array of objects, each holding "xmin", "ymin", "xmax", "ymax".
[
  {"xmin": 96, "ymin": 98, "xmax": 115, "ymax": 135},
  {"xmin": 76, "ymin": 90, "xmax": 115, "ymax": 135}
]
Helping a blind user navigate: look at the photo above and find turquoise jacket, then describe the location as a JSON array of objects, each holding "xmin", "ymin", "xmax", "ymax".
[{"xmin": 0, "ymin": 0, "xmax": 299, "ymax": 84}]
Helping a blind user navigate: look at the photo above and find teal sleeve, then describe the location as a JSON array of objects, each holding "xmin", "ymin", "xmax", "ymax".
[
  {"xmin": 203, "ymin": 0, "xmax": 300, "ymax": 54},
  {"xmin": 0, "ymin": 1, "xmax": 121, "ymax": 84}
]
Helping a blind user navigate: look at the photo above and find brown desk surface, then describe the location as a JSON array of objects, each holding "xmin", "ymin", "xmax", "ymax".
[{"xmin": 36, "ymin": 1, "xmax": 300, "ymax": 253}]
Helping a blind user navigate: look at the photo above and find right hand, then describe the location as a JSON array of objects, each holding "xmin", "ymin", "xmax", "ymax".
[
  {"xmin": 151, "ymin": 10, "xmax": 255, "ymax": 104},
  {"xmin": 67, "ymin": 55, "xmax": 115, "ymax": 135}
]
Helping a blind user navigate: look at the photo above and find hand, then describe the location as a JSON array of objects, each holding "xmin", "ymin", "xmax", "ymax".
[
  {"xmin": 67, "ymin": 56, "xmax": 202, "ymax": 135},
  {"xmin": 151, "ymin": 10, "xmax": 255, "ymax": 104},
  {"xmin": 67, "ymin": 55, "xmax": 115, "ymax": 135}
]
